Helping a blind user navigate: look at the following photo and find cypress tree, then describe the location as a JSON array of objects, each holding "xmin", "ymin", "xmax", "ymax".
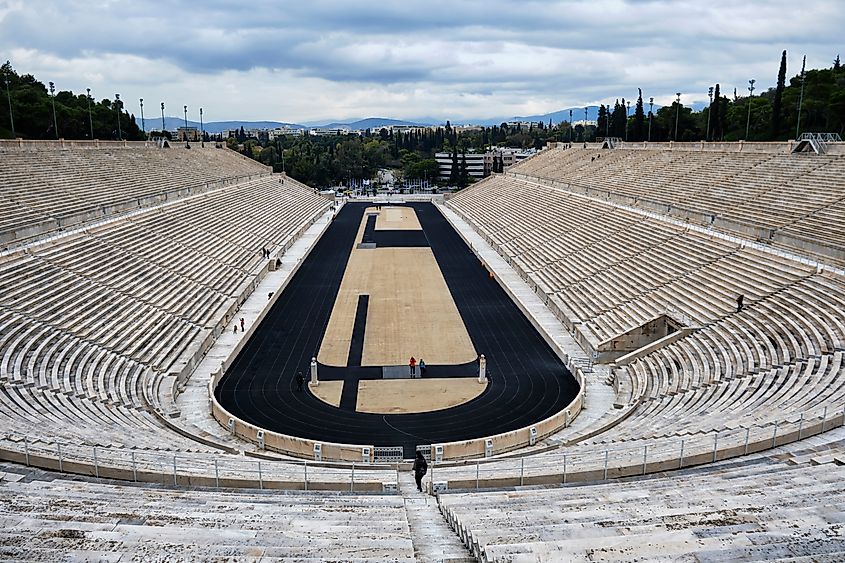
[
  {"xmin": 711, "ymin": 84, "xmax": 722, "ymax": 140},
  {"xmin": 449, "ymin": 145, "xmax": 459, "ymax": 185},
  {"xmin": 772, "ymin": 50, "xmax": 787, "ymax": 138},
  {"xmin": 634, "ymin": 89, "xmax": 645, "ymax": 141},
  {"xmin": 459, "ymin": 151, "xmax": 469, "ymax": 188}
]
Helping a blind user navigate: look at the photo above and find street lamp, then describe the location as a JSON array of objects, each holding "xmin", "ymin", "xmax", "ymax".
[
  {"xmin": 705, "ymin": 86, "xmax": 714, "ymax": 141},
  {"xmin": 86, "ymin": 88, "xmax": 93, "ymax": 139},
  {"xmin": 4, "ymin": 77, "xmax": 14, "ymax": 139},
  {"xmin": 115, "ymin": 93, "xmax": 122, "ymax": 140},
  {"xmin": 796, "ymin": 56, "xmax": 806, "ymax": 139},
  {"xmin": 583, "ymin": 107, "xmax": 588, "ymax": 142},
  {"xmin": 745, "ymin": 79, "xmax": 755, "ymax": 140},
  {"xmin": 648, "ymin": 97, "xmax": 654, "ymax": 142},
  {"xmin": 183, "ymin": 105, "xmax": 189, "ymax": 147},
  {"xmin": 568, "ymin": 109, "xmax": 573, "ymax": 143},
  {"xmin": 160, "ymin": 102, "xmax": 166, "ymax": 137},
  {"xmin": 625, "ymin": 100, "xmax": 631, "ymax": 142},
  {"xmin": 605, "ymin": 106, "xmax": 610, "ymax": 138},
  {"xmin": 673, "ymin": 92, "xmax": 681, "ymax": 141},
  {"xmin": 199, "ymin": 107, "xmax": 204, "ymax": 147},
  {"xmin": 139, "ymin": 98, "xmax": 145, "ymax": 138},
  {"xmin": 49, "ymin": 81, "xmax": 58, "ymax": 139}
]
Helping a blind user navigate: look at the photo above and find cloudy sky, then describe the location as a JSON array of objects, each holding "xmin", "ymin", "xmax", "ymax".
[{"xmin": 1, "ymin": 0, "xmax": 842, "ymax": 124}]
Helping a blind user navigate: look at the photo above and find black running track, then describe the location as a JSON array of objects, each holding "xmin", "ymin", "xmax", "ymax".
[{"xmin": 216, "ymin": 202, "xmax": 579, "ymax": 456}]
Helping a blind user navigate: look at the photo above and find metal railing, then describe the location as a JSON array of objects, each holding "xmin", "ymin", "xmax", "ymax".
[
  {"xmin": 428, "ymin": 402, "xmax": 845, "ymax": 490},
  {"xmin": 3, "ymin": 438, "xmax": 398, "ymax": 492}
]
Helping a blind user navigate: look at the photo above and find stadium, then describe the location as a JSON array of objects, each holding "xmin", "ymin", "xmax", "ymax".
[{"xmin": 0, "ymin": 133, "xmax": 843, "ymax": 561}]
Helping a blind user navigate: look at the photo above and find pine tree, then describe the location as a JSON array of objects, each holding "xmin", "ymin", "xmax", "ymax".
[
  {"xmin": 772, "ymin": 50, "xmax": 787, "ymax": 138},
  {"xmin": 835, "ymin": 55, "xmax": 841, "ymax": 70}
]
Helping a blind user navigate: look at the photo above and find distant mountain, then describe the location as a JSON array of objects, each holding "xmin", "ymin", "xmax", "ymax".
[
  {"xmin": 474, "ymin": 104, "xmax": 670, "ymax": 127},
  {"xmin": 201, "ymin": 120, "xmax": 306, "ymax": 134},
  {"xmin": 306, "ymin": 117, "xmax": 435, "ymax": 130},
  {"xmin": 141, "ymin": 118, "xmax": 306, "ymax": 133}
]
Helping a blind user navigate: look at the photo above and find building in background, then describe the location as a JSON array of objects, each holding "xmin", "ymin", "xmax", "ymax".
[
  {"xmin": 435, "ymin": 148, "xmax": 538, "ymax": 181},
  {"xmin": 434, "ymin": 151, "xmax": 485, "ymax": 181},
  {"xmin": 484, "ymin": 148, "xmax": 537, "ymax": 174},
  {"xmin": 176, "ymin": 127, "xmax": 200, "ymax": 141}
]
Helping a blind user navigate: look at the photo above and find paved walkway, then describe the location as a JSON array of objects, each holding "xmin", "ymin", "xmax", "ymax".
[
  {"xmin": 436, "ymin": 202, "xmax": 617, "ymax": 444},
  {"xmin": 399, "ymin": 472, "xmax": 475, "ymax": 562},
  {"xmin": 175, "ymin": 205, "xmax": 340, "ymax": 450}
]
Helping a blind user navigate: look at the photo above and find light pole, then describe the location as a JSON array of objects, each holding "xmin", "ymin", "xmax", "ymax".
[
  {"xmin": 796, "ymin": 55, "xmax": 806, "ymax": 139},
  {"xmin": 648, "ymin": 97, "xmax": 654, "ymax": 142},
  {"xmin": 568, "ymin": 109, "xmax": 573, "ymax": 143},
  {"xmin": 605, "ymin": 106, "xmax": 610, "ymax": 138},
  {"xmin": 183, "ymin": 105, "xmax": 189, "ymax": 147},
  {"xmin": 583, "ymin": 107, "xmax": 588, "ymax": 141},
  {"xmin": 673, "ymin": 92, "xmax": 681, "ymax": 141},
  {"xmin": 706, "ymin": 86, "xmax": 714, "ymax": 141},
  {"xmin": 625, "ymin": 100, "xmax": 631, "ymax": 141},
  {"xmin": 139, "ymin": 98, "xmax": 145, "ymax": 138},
  {"xmin": 115, "ymin": 93, "xmax": 122, "ymax": 140},
  {"xmin": 86, "ymin": 88, "xmax": 93, "ymax": 139},
  {"xmin": 199, "ymin": 107, "xmax": 204, "ymax": 147},
  {"xmin": 745, "ymin": 79, "xmax": 755, "ymax": 140},
  {"xmin": 160, "ymin": 102, "xmax": 166, "ymax": 137},
  {"xmin": 49, "ymin": 81, "xmax": 58, "ymax": 139},
  {"xmin": 4, "ymin": 77, "xmax": 14, "ymax": 139}
]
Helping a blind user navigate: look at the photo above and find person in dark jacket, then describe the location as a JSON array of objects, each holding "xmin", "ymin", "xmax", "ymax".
[
  {"xmin": 295, "ymin": 371, "xmax": 304, "ymax": 391},
  {"xmin": 412, "ymin": 451, "xmax": 428, "ymax": 492}
]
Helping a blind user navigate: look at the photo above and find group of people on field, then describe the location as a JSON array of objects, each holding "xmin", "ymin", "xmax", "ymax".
[{"xmin": 408, "ymin": 356, "xmax": 426, "ymax": 377}]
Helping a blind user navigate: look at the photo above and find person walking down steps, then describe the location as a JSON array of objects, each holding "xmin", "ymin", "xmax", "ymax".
[
  {"xmin": 412, "ymin": 451, "xmax": 428, "ymax": 492},
  {"xmin": 409, "ymin": 356, "xmax": 417, "ymax": 377}
]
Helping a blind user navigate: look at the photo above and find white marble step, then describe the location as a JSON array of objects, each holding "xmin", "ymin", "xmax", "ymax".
[{"xmin": 399, "ymin": 472, "xmax": 475, "ymax": 562}]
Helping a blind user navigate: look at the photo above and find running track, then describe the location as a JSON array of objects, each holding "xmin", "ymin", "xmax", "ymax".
[{"xmin": 215, "ymin": 202, "xmax": 579, "ymax": 456}]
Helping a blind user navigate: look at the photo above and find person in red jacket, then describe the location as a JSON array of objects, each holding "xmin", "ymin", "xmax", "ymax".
[{"xmin": 409, "ymin": 356, "xmax": 417, "ymax": 377}]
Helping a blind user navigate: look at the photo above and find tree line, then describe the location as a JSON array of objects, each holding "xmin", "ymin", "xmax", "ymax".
[
  {"xmin": 0, "ymin": 61, "xmax": 146, "ymax": 141},
  {"xmin": 2, "ymin": 52, "xmax": 842, "ymax": 189}
]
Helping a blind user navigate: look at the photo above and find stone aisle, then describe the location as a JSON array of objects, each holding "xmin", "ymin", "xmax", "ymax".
[{"xmin": 399, "ymin": 472, "xmax": 476, "ymax": 562}]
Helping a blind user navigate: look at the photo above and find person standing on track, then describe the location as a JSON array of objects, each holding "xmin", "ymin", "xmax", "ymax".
[
  {"xmin": 409, "ymin": 356, "xmax": 417, "ymax": 377},
  {"xmin": 412, "ymin": 451, "xmax": 428, "ymax": 492},
  {"xmin": 296, "ymin": 371, "xmax": 304, "ymax": 391}
]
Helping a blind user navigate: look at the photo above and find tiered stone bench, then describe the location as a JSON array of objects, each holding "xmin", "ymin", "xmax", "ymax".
[
  {"xmin": 438, "ymin": 429, "xmax": 845, "ymax": 561},
  {"xmin": 0, "ymin": 471, "xmax": 412, "ymax": 560}
]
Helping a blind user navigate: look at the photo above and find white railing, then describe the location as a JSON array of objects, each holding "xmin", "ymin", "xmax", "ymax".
[
  {"xmin": 1, "ymin": 437, "xmax": 397, "ymax": 492},
  {"xmin": 429, "ymin": 401, "xmax": 845, "ymax": 490}
]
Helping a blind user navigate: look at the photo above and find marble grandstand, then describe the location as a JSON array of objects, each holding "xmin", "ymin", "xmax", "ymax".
[{"xmin": 1, "ymin": 139, "xmax": 844, "ymax": 561}]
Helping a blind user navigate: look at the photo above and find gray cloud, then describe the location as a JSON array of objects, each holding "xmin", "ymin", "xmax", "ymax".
[{"xmin": 1, "ymin": 0, "xmax": 842, "ymax": 121}]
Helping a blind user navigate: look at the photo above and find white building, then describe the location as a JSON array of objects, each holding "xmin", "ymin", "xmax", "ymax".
[
  {"xmin": 309, "ymin": 127, "xmax": 351, "ymax": 136},
  {"xmin": 505, "ymin": 121, "xmax": 543, "ymax": 130},
  {"xmin": 268, "ymin": 127, "xmax": 304, "ymax": 139},
  {"xmin": 434, "ymin": 151, "xmax": 485, "ymax": 181},
  {"xmin": 485, "ymin": 148, "xmax": 536, "ymax": 172}
]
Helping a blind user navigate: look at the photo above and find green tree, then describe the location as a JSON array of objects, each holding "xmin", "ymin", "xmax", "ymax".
[
  {"xmin": 633, "ymin": 89, "xmax": 645, "ymax": 142},
  {"xmin": 458, "ymin": 151, "xmax": 469, "ymax": 188},
  {"xmin": 448, "ymin": 145, "xmax": 459, "ymax": 185},
  {"xmin": 772, "ymin": 50, "xmax": 787, "ymax": 138}
]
